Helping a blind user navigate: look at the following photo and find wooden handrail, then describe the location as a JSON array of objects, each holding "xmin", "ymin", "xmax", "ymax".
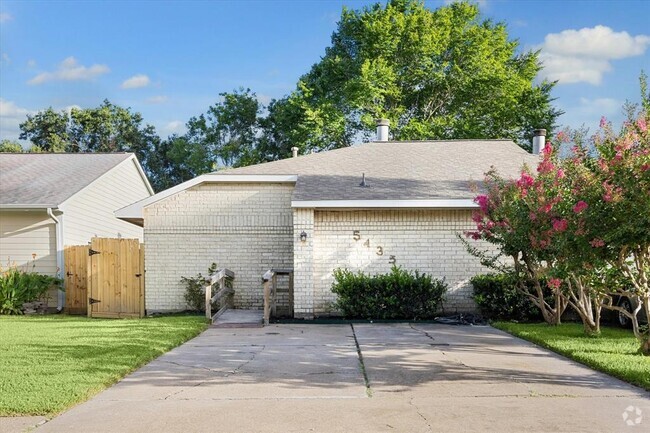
[
  {"xmin": 205, "ymin": 268, "xmax": 235, "ymax": 323},
  {"xmin": 262, "ymin": 268, "xmax": 294, "ymax": 326}
]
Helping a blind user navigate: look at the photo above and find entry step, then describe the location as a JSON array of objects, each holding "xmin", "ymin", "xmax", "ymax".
[{"xmin": 212, "ymin": 309, "xmax": 264, "ymax": 328}]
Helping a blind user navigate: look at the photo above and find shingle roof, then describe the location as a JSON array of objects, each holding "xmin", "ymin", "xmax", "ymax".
[
  {"xmin": 0, "ymin": 153, "xmax": 133, "ymax": 207},
  {"xmin": 219, "ymin": 140, "xmax": 539, "ymax": 201}
]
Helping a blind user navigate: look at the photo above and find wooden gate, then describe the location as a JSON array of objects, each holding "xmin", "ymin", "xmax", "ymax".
[
  {"xmin": 88, "ymin": 238, "xmax": 144, "ymax": 318},
  {"xmin": 64, "ymin": 245, "xmax": 89, "ymax": 314}
]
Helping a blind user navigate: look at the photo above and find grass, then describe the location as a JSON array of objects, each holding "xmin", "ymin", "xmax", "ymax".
[
  {"xmin": 492, "ymin": 322, "xmax": 650, "ymax": 391},
  {"xmin": 0, "ymin": 314, "xmax": 208, "ymax": 416}
]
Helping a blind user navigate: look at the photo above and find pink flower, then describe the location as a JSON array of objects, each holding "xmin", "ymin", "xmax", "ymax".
[
  {"xmin": 590, "ymin": 238, "xmax": 605, "ymax": 248},
  {"xmin": 638, "ymin": 117, "xmax": 647, "ymax": 132},
  {"xmin": 543, "ymin": 142, "xmax": 553, "ymax": 156},
  {"xmin": 471, "ymin": 211, "xmax": 483, "ymax": 223},
  {"xmin": 600, "ymin": 116, "xmax": 608, "ymax": 128},
  {"xmin": 556, "ymin": 169, "xmax": 565, "ymax": 179},
  {"xmin": 537, "ymin": 159, "xmax": 556, "ymax": 174},
  {"xmin": 552, "ymin": 219, "xmax": 568, "ymax": 232},
  {"xmin": 547, "ymin": 278, "xmax": 562, "ymax": 290},
  {"xmin": 572, "ymin": 201, "xmax": 588, "ymax": 213},
  {"xmin": 517, "ymin": 172, "xmax": 535, "ymax": 188},
  {"xmin": 556, "ymin": 131, "xmax": 569, "ymax": 143},
  {"xmin": 529, "ymin": 212, "xmax": 537, "ymax": 221},
  {"xmin": 475, "ymin": 195, "xmax": 489, "ymax": 213}
]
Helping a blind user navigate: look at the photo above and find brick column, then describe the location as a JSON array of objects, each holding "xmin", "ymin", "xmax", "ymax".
[{"xmin": 293, "ymin": 208, "xmax": 314, "ymax": 319}]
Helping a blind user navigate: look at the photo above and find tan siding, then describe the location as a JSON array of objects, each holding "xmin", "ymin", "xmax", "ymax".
[
  {"xmin": 62, "ymin": 158, "xmax": 151, "ymax": 245},
  {"xmin": 0, "ymin": 211, "xmax": 59, "ymax": 306},
  {"xmin": 144, "ymin": 183, "xmax": 294, "ymax": 312}
]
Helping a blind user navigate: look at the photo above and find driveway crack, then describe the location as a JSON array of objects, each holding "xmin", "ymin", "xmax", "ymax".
[
  {"xmin": 350, "ymin": 324, "xmax": 372, "ymax": 397},
  {"xmin": 409, "ymin": 397, "xmax": 432, "ymax": 432},
  {"xmin": 162, "ymin": 347, "xmax": 265, "ymax": 400}
]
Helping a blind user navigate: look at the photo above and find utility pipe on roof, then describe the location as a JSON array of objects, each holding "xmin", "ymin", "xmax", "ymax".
[{"xmin": 47, "ymin": 208, "xmax": 65, "ymax": 312}]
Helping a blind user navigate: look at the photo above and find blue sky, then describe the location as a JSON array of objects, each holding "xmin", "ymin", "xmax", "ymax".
[{"xmin": 1, "ymin": 0, "xmax": 649, "ymax": 144}]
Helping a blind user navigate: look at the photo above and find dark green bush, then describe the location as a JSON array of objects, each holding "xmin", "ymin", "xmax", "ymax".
[
  {"xmin": 471, "ymin": 273, "xmax": 551, "ymax": 321},
  {"xmin": 0, "ymin": 265, "xmax": 62, "ymax": 315},
  {"xmin": 332, "ymin": 266, "xmax": 447, "ymax": 320}
]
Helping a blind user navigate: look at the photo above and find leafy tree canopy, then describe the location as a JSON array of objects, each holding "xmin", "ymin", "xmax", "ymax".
[{"xmin": 287, "ymin": 0, "xmax": 562, "ymax": 148}]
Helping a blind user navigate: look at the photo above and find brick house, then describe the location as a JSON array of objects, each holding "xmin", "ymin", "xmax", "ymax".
[{"xmin": 117, "ymin": 124, "xmax": 543, "ymax": 317}]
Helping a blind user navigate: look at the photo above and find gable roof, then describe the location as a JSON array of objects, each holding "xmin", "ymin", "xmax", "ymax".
[
  {"xmin": 116, "ymin": 140, "xmax": 539, "ymax": 223},
  {"xmin": 0, "ymin": 153, "xmax": 149, "ymax": 208},
  {"xmin": 221, "ymin": 140, "xmax": 539, "ymax": 201}
]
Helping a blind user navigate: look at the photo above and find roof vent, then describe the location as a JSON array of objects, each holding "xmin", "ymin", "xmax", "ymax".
[
  {"xmin": 532, "ymin": 129, "xmax": 546, "ymax": 154},
  {"xmin": 291, "ymin": 147, "xmax": 299, "ymax": 158},
  {"xmin": 359, "ymin": 173, "xmax": 368, "ymax": 187},
  {"xmin": 376, "ymin": 118, "xmax": 389, "ymax": 142}
]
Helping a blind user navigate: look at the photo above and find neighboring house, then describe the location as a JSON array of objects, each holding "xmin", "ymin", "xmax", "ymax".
[
  {"xmin": 117, "ymin": 124, "xmax": 543, "ymax": 318},
  {"xmin": 0, "ymin": 153, "xmax": 154, "ymax": 309}
]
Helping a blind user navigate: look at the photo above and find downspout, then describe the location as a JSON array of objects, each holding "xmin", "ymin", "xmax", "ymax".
[{"xmin": 47, "ymin": 208, "xmax": 65, "ymax": 312}]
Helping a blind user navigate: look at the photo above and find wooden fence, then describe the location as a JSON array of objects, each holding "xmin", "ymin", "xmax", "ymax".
[{"xmin": 64, "ymin": 238, "xmax": 144, "ymax": 318}]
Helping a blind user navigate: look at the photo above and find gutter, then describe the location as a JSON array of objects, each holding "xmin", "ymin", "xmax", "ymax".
[{"xmin": 47, "ymin": 208, "xmax": 65, "ymax": 312}]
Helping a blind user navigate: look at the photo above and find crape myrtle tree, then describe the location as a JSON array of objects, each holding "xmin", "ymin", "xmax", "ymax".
[
  {"xmin": 463, "ymin": 158, "xmax": 569, "ymax": 326},
  {"xmin": 465, "ymin": 74, "xmax": 650, "ymax": 352},
  {"xmin": 570, "ymin": 80, "xmax": 650, "ymax": 352}
]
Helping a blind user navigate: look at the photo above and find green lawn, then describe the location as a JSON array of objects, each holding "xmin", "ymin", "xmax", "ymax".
[
  {"xmin": 492, "ymin": 322, "xmax": 650, "ymax": 391},
  {"xmin": 0, "ymin": 314, "xmax": 208, "ymax": 416}
]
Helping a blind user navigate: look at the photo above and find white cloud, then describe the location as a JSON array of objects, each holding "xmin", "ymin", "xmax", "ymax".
[
  {"xmin": 121, "ymin": 74, "xmax": 150, "ymax": 89},
  {"xmin": 1, "ymin": 53, "xmax": 9, "ymax": 64},
  {"xmin": 28, "ymin": 56, "xmax": 110, "ymax": 85},
  {"xmin": 0, "ymin": 99, "xmax": 34, "ymax": 142},
  {"xmin": 539, "ymin": 26, "xmax": 650, "ymax": 85},
  {"xmin": 162, "ymin": 120, "xmax": 185, "ymax": 135},
  {"xmin": 145, "ymin": 95, "xmax": 168, "ymax": 104},
  {"xmin": 0, "ymin": 12, "xmax": 12, "ymax": 23},
  {"xmin": 27, "ymin": 59, "xmax": 36, "ymax": 68}
]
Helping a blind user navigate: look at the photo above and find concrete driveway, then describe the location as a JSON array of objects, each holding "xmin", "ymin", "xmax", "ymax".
[{"xmin": 34, "ymin": 323, "xmax": 649, "ymax": 433}]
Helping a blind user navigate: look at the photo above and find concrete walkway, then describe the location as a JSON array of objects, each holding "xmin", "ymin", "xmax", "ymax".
[{"xmin": 34, "ymin": 324, "xmax": 649, "ymax": 433}]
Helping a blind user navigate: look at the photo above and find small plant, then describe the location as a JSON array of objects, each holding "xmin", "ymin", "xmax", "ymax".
[
  {"xmin": 331, "ymin": 266, "xmax": 447, "ymax": 320},
  {"xmin": 181, "ymin": 263, "xmax": 218, "ymax": 312},
  {"xmin": 471, "ymin": 273, "xmax": 552, "ymax": 322},
  {"xmin": 0, "ymin": 262, "xmax": 62, "ymax": 315}
]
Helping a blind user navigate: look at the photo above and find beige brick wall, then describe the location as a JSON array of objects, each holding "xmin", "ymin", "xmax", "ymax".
[
  {"xmin": 309, "ymin": 209, "xmax": 487, "ymax": 316},
  {"xmin": 144, "ymin": 183, "xmax": 294, "ymax": 312},
  {"xmin": 292, "ymin": 208, "xmax": 314, "ymax": 318}
]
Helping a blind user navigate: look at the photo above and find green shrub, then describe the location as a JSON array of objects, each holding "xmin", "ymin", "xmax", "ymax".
[
  {"xmin": 0, "ymin": 265, "xmax": 62, "ymax": 315},
  {"xmin": 332, "ymin": 266, "xmax": 447, "ymax": 320},
  {"xmin": 182, "ymin": 263, "xmax": 217, "ymax": 312},
  {"xmin": 470, "ymin": 273, "xmax": 550, "ymax": 321}
]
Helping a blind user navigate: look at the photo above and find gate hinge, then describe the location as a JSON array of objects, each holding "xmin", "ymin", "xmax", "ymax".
[
  {"xmin": 89, "ymin": 249, "xmax": 101, "ymax": 256},
  {"xmin": 89, "ymin": 298, "xmax": 101, "ymax": 305}
]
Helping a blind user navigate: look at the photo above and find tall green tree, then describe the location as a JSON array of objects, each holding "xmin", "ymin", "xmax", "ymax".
[
  {"xmin": 185, "ymin": 88, "xmax": 261, "ymax": 168},
  {"xmin": 285, "ymin": 0, "xmax": 561, "ymax": 148},
  {"xmin": 18, "ymin": 100, "xmax": 165, "ymax": 189},
  {"xmin": 19, "ymin": 108, "xmax": 70, "ymax": 152}
]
